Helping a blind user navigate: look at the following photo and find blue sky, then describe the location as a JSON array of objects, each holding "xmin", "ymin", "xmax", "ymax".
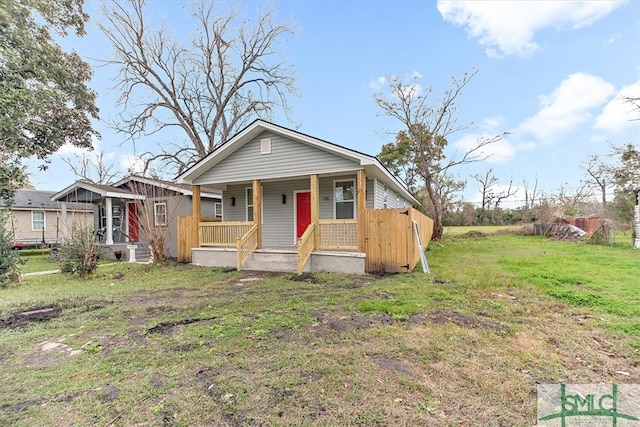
[{"xmin": 30, "ymin": 0, "xmax": 640, "ymax": 207}]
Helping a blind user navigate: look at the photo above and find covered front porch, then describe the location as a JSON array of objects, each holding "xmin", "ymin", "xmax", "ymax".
[
  {"xmin": 180, "ymin": 171, "xmax": 367, "ymax": 273},
  {"xmin": 178, "ymin": 171, "xmax": 433, "ymax": 274}
]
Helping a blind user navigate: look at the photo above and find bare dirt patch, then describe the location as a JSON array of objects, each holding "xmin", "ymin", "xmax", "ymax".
[
  {"xmin": 147, "ymin": 316, "xmax": 220, "ymax": 335},
  {"xmin": 419, "ymin": 309, "xmax": 510, "ymax": 333}
]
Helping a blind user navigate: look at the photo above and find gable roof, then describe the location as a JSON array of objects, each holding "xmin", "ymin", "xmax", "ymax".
[
  {"xmin": 176, "ymin": 120, "xmax": 419, "ymax": 205},
  {"xmin": 112, "ymin": 175, "xmax": 221, "ymax": 199},
  {"xmin": 51, "ymin": 181, "xmax": 144, "ymax": 202},
  {"xmin": 51, "ymin": 177, "xmax": 222, "ymax": 203},
  {"xmin": 2, "ymin": 189, "xmax": 92, "ymax": 211}
]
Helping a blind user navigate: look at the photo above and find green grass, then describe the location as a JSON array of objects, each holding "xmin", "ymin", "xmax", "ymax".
[
  {"xmin": 0, "ymin": 234, "xmax": 639, "ymax": 426},
  {"xmin": 18, "ymin": 254, "xmax": 58, "ymax": 274}
]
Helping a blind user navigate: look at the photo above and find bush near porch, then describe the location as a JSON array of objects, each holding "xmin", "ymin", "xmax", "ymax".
[{"xmin": 0, "ymin": 229, "xmax": 638, "ymax": 426}]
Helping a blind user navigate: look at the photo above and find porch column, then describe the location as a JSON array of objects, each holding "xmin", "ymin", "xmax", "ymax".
[
  {"xmin": 60, "ymin": 201, "xmax": 68, "ymax": 240},
  {"xmin": 253, "ymin": 179, "xmax": 262, "ymax": 249},
  {"xmin": 105, "ymin": 197, "xmax": 114, "ymax": 245},
  {"xmin": 192, "ymin": 185, "xmax": 201, "ymax": 247},
  {"xmin": 356, "ymin": 169, "xmax": 366, "ymax": 253},
  {"xmin": 310, "ymin": 174, "xmax": 320, "ymax": 250}
]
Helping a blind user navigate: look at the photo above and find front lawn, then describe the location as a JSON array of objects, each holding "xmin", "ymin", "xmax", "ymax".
[{"xmin": 0, "ymin": 233, "xmax": 638, "ymax": 426}]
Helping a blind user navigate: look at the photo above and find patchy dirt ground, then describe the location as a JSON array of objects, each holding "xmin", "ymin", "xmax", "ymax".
[{"xmin": 1, "ymin": 267, "xmax": 639, "ymax": 426}]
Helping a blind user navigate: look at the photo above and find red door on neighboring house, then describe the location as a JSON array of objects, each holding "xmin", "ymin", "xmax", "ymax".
[
  {"xmin": 127, "ymin": 203, "xmax": 139, "ymax": 242},
  {"xmin": 296, "ymin": 192, "xmax": 311, "ymax": 239}
]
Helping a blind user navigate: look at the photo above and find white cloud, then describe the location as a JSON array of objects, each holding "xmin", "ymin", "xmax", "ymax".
[
  {"xmin": 604, "ymin": 32, "xmax": 621, "ymax": 45},
  {"xmin": 437, "ymin": 0, "xmax": 627, "ymax": 57},
  {"xmin": 55, "ymin": 135, "xmax": 101, "ymax": 156},
  {"xmin": 369, "ymin": 76, "xmax": 386, "ymax": 91},
  {"xmin": 518, "ymin": 72, "xmax": 615, "ymax": 142},
  {"xmin": 594, "ymin": 81, "xmax": 640, "ymax": 132},
  {"xmin": 119, "ymin": 154, "xmax": 145, "ymax": 174}
]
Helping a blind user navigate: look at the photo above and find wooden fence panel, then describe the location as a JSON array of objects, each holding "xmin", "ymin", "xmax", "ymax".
[
  {"xmin": 177, "ymin": 215, "xmax": 195, "ymax": 263},
  {"xmin": 363, "ymin": 208, "xmax": 434, "ymax": 273}
]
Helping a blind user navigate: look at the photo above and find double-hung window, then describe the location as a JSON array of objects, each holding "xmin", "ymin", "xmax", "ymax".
[
  {"xmin": 154, "ymin": 201, "xmax": 168, "ymax": 226},
  {"xmin": 32, "ymin": 211, "xmax": 45, "ymax": 231},
  {"xmin": 334, "ymin": 180, "xmax": 355, "ymax": 219}
]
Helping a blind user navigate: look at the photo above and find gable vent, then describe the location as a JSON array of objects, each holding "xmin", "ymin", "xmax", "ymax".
[{"xmin": 260, "ymin": 138, "xmax": 272, "ymax": 154}]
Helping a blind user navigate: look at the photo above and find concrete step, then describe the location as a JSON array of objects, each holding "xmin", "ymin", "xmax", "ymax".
[{"xmin": 242, "ymin": 251, "xmax": 300, "ymax": 272}]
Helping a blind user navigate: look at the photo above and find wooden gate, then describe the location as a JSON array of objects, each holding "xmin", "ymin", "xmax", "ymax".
[{"xmin": 362, "ymin": 208, "xmax": 433, "ymax": 273}]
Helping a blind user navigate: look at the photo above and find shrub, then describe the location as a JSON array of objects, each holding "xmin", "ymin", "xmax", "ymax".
[
  {"xmin": 0, "ymin": 211, "xmax": 23, "ymax": 283},
  {"xmin": 58, "ymin": 224, "xmax": 101, "ymax": 277}
]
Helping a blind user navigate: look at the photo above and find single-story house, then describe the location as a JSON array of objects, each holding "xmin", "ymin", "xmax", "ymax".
[
  {"xmin": 51, "ymin": 176, "xmax": 221, "ymax": 260},
  {"xmin": 176, "ymin": 120, "xmax": 433, "ymax": 274},
  {"xmin": 0, "ymin": 189, "xmax": 93, "ymax": 248}
]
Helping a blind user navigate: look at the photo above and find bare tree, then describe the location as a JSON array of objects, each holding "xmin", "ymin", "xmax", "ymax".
[
  {"xmin": 472, "ymin": 168, "xmax": 497, "ymax": 210},
  {"xmin": 554, "ymin": 182, "xmax": 595, "ymax": 217},
  {"xmin": 62, "ymin": 151, "xmax": 121, "ymax": 184},
  {"xmin": 581, "ymin": 154, "xmax": 609, "ymax": 206},
  {"xmin": 100, "ymin": 0, "xmax": 297, "ymax": 175},
  {"xmin": 374, "ymin": 70, "xmax": 507, "ymax": 239},
  {"xmin": 522, "ymin": 176, "xmax": 539, "ymax": 211},
  {"xmin": 492, "ymin": 178, "xmax": 516, "ymax": 210}
]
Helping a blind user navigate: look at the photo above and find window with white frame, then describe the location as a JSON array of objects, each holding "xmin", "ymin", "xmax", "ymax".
[
  {"xmin": 246, "ymin": 188, "xmax": 254, "ymax": 221},
  {"xmin": 154, "ymin": 201, "xmax": 168, "ymax": 226},
  {"xmin": 383, "ymin": 185, "xmax": 388, "ymax": 209},
  {"xmin": 334, "ymin": 180, "xmax": 355, "ymax": 219},
  {"xmin": 32, "ymin": 211, "xmax": 45, "ymax": 231},
  {"xmin": 214, "ymin": 201, "xmax": 222, "ymax": 218}
]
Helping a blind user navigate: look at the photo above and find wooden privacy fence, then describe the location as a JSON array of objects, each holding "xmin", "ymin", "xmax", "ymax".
[
  {"xmin": 362, "ymin": 208, "xmax": 433, "ymax": 273},
  {"xmin": 177, "ymin": 215, "xmax": 195, "ymax": 263}
]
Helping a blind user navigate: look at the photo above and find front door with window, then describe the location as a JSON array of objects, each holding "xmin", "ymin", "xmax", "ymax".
[{"xmin": 296, "ymin": 192, "xmax": 311, "ymax": 239}]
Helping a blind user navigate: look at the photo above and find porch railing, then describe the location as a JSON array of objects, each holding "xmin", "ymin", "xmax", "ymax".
[
  {"xmin": 319, "ymin": 219, "xmax": 357, "ymax": 250},
  {"xmin": 296, "ymin": 223, "xmax": 315, "ymax": 273},
  {"xmin": 237, "ymin": 224, "xmax": 259, "ymax": 270},
  {"xmin": 199, "ymin": 221, "xmax": 254, "ymax": 247}
]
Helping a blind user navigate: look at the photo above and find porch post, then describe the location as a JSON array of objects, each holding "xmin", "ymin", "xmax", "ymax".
[
  {"xmin": 356, "ymin": 169, "xmax": 366, "ymax": 253},
  {"xmin": 253, "ymin": 179, "xmax": 262, "ymax": 249},
  {"xmin": 310, "ymin": 174, "xmax": 320, "ymax": 250},
  {"xmin": 105, "ymin": 197, "xmax": 114, "ymax": 245},
  {"xmin": 192, "ymin": 185, "xmax": 201, "ymax": 247},
  {"xmin": 60, "ymin": 201, "xmax": 68, "ymax": 240}
]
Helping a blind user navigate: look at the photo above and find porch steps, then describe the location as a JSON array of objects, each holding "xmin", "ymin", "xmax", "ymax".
[
  {"xmin": 242, "ymin": 250, "xmax": 299, "ymax": 272},
  {"xmin": 134, "ymin": 244, "xmax": 151, "ymax": 263}
]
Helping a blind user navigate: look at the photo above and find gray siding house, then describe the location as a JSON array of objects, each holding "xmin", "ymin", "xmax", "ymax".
[
  {"xmin": 176, "ymin": 120, "xmax": 426, "ymax": 273},
  {"xmin": 52, "ymin": 176, "xmax": 221, "ymax": 260}
]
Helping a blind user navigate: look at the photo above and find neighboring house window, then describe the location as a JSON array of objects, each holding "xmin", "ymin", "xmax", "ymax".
[
  {"xmin": 32, "ymin": 211, "xmax": 45, "ymax": 231},
  {"xmin": 246, "ymin": 188, "xmax": 254, "ymax": 221},
  {"xmin": 335, "ymin": 180, "xmax": 355, "ymax": 219},
  {"xmin": 214, "ymin": 201, "xmax": 222, "ymax": 218},
  {"xmin": 154, "ymin": 201, "xmax": 168, "ymax": 226}
]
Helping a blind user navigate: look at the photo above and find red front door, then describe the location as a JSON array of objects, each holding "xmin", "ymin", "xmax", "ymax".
[
  {"xmin": 127, "ymin": 203, "xmax": 139, "ymax": 242},
  {"xmin": 296, "ymin": 192, "xmax": 311, "ymax": 239}
]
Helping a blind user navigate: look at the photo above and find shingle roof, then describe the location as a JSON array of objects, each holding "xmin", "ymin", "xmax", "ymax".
[{"xmin": 3, "ymin": 190, "xmax": 92, "ymax": 211}]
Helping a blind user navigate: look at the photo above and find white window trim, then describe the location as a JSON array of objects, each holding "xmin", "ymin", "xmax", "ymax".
[
  {"xmin": 333, "ymin": 179, "xmax": 356, "ymax": 219},
  {"xmin": 214, "ymin": 201, "xmax": 223, "ymax": 218},
  {"xmin": 32, "ymin": 210, "xmax": 45, "ymax": 231},
  {"xmin": 153, "ymin": 201, "xmax": 168, "ymax": 226},
  {"xmin": 245, "ymin": 186, "xmax": 264, "ymax": 223}
]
